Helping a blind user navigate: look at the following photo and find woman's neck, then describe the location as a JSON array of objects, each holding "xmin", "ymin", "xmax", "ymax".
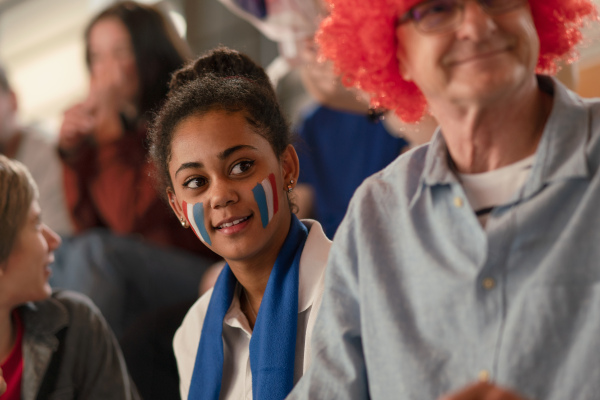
[
  {"xmin": 227, "ymin": 213, "xmax": 293, "ymax": 328},
  {"xmin": 0, "ymin": 308, "xmax": 16, "ymax": 364}
]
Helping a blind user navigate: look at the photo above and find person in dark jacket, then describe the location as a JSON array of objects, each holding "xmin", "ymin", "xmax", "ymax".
[{"xmin": 0, "ymin": 155, "xmax": 139, "ymax": 400}]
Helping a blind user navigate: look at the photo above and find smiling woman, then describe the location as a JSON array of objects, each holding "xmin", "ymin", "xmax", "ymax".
[
  {"xmin": 0, "ymin": 155, "xmax": 139, "ymax": 400},
  {"xmin": 149, "ymin": 47, "xmax": 332, "ymax": 400}
]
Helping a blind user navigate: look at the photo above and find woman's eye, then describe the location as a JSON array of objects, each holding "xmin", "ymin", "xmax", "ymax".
[
  {"xmin": 231, "ymin": 160, "xmax": 254, "ymax": 175},
  {"xmin": 183, "ymin": 176, "xmax": 207, "ymax": 189}
]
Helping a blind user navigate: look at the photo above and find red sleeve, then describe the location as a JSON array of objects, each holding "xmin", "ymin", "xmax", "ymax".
[
  {"xmin": 60, "ymin": 128, "xmax": 218, "ymax": 259},
  {"xmin": 61, "ymin": 144, "xmax": 105, "ymax": 233},
  {"xmin": 87, "ymin": 129, "xmax": 157, "ymax": 234},
  {"xmin": 60, "ymin": 127, "xmax": 154, "ymax": 234}
]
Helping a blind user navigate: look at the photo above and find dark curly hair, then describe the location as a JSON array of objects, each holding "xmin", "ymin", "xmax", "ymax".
[{"xmin": 149, "ymin": 46, "xmax": 292, "ymax": 195}]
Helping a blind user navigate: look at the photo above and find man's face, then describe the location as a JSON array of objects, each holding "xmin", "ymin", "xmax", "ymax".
[{"xmin": 395, "ymin": 1, "xmax": 539, "ymax": 108}]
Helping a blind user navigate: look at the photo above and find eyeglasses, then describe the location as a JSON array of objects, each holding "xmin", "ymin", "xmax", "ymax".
[{"xmin": 397, "ymin": 0, "xmax": 528, "ymax": 34}]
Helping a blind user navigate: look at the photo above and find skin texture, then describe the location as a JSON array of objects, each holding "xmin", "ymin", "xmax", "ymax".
[
  {"xmin": 0, "ymin": 367, "xmax": 6, "ymax": 395},
  {"xmin": 0, "ymin": 200, "xmax": 62, "ymax": 363},
  {"xmin": 396, "ymin": 4, "xmax": 540, "ymax": 109},
  {"xmin": 59, "ymin": 17, "xmax": 140, "ymax": 154},
  {"xmin": 0, "ymin": 201, "xmax": 61, "ymax": 306},
  {"xmin": 166, "ymin": 110, "xmax": 299, "ymax": 326},
  {"xmin": 395, "ymin": 2, "xmax": 553, "ymax": 174}
]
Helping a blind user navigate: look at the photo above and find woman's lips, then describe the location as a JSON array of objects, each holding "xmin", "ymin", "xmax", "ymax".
[{"xmin": 215, "ymin": 214, "xmax": 252, "ymax": 235}]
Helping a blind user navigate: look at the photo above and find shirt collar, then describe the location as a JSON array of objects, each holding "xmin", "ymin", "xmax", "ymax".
[
  {"xmin": 224, "ymin": 219, "xmax": 330, "ymax": 328},
  {"xmin": 19, "ymin": 292, "xmax": 69, "ymax": 337},
  {"xmin": 522, "ymin": 75, "xmax": 590, "ymax": 198}
]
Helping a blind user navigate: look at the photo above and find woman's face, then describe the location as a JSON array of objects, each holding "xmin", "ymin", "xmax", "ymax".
[
  {"xmin": 0, "ymin": 200, "xmax": 61, "ymax": 307},
  {"xmin": 87, "ymin": 17, "xmax": 140, "ymax": 104},
  {"xmin": 167, "ymin": 110, "xmax": 299, "ymax": 265}
]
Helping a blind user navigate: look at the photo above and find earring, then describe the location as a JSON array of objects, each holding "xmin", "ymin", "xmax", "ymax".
[
  {"xmin": 180, "ymin": 217, "xmax": 188, "ymax": 228},
  {"xmin": 287, "ymin": 179, "xmax": 294, "ymax": 193}
]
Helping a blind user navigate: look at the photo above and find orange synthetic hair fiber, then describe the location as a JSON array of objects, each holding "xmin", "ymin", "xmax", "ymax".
[{"xmin": 317, "ymin": 0, "xmax": 597, "ymax": 122}]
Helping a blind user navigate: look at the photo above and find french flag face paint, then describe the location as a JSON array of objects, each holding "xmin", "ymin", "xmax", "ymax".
[
  {"xmin": 182, "ymin": 200, "xmax": 212, "ymax": 246},
  {"xmin": 252, "ymin": 173, "xmax": 279, "ymax": 228}
]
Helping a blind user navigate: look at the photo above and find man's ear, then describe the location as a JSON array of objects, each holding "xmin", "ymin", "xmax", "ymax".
[
  {"xmin": 280, "ymin": 144, "xmax": 300, "ymax": 192},
  {"xmin": 395, "ymin": 34, "xmax": 413, "ymax": 82},
  {"xmin": 167, "ymin": 189, "xmax": 185, "ymax": 223}
]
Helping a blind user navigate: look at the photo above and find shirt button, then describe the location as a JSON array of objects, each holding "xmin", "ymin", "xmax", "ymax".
[
  {"xmin": 478, "ymin": 369, "xmax": 490, "ymax": 382},
  {"xmin": 453, "ymin": 196, "xmax": 463, "ymax": 208},
  {"xmin": 482, "ymin": 278, "xmax": 495, "ymax": 290}
]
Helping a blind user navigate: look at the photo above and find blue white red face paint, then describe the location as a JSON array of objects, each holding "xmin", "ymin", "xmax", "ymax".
[
  {"xmin": 181, "ymin": 173, "xmax": 280, "ymax": 246},
  {"xmin": 252, "ymin": 173, "xmax": 278, "ymax": 228},
  {"xmin": 182, "ymin": 200, "xmax": 212, "ymax": 246}
]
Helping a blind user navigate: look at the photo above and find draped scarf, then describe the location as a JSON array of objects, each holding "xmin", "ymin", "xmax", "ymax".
[{"xmin": 188, "ymin": 215, "xmax": 308, "ymax": 399}]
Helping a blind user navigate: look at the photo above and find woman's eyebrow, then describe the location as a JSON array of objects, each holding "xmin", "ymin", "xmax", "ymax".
[
  {"xmin": 175, "ymin": 161, "xmax": 203, "ymax": 177},
  {"xmin": 174, "ymin": 145, "xmax": 258, "ymax": 177},
  {"xmin": 218, "ymin": 145, "xmax": 258, "ymax": 160}
]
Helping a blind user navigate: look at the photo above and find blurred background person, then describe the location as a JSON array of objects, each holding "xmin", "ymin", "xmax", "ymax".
[
  {"xmin": 0, "ymin": 155, "xmax": 139, "ymax": 400},
  {"xmin": 0, "ymin": 64, "xmax": 73, "ymax": 238},
  {"xmin": 52, "ymin": 0, "xmax": 219, "ymax": 337},
  {"xmin": 50, "ymin": 2, "xmax": 221, "ymax": 398}
]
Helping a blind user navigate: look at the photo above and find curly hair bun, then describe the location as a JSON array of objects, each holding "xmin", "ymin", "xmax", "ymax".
[{"xmin": 170, "ymin": 46, "xmax": 271, "ymax": 93}]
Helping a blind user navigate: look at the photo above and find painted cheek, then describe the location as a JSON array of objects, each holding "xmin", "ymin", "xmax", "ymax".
[
  {"xmin": 182, "ymin": 200, "xmax": 212, "ymax": 246},
  {"xmin": 251, "ymin": 173, "xmax": 279, "ymax": 229}
]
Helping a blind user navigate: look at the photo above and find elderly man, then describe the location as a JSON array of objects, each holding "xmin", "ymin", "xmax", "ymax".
[{"xmin": 287, "ymin": 0, "xmax": 599, "ymax": 399}]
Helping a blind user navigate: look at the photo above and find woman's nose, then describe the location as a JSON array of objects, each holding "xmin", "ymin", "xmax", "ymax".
[
  {"xmin": 42, "ymin": 224, "xmax": 62, "ymax": 251},
  {"xmin": 209, "ymin": 180, "xmax": 238, "ymax": 209}
]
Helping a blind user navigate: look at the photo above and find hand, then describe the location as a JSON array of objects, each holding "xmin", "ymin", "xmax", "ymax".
[
  {"xmin": 58, "ymin": 102, "xmax": 95, "ymax": 155},
  {"xmin": 439, "ymin": 381, "xmax": 529, "ymax": 400},
  {"xmin": 87, "ymin": 61, "xmax": 137, "ymax": 144},
  {"xmin": 0, "ymin": 367, "xmax": 7, "ymax": 395}
]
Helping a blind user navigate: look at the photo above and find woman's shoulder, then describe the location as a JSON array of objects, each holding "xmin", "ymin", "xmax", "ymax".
[
  {"xmin": 174, "ymin": 289, "xmax": 214, "ymax": 355},
  {"xmin": 21, "ymin": 290, "xmax": 101, "ymax": 333},
  {"xmin": 173, "ymin": 288, "xmax": 215, "ymax": 394}
]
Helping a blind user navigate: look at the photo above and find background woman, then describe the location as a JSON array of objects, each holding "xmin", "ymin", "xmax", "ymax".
[
  {"xmin": 149, "ymin": 47, "xmax": 331, "ymax": 399},
  {"xmin": 52, "ymin": 0, "xmax": 220, "ymax": 340},
  {"xmin": 0, "ymin": 155, "xmax": 139, "ymax": 400}
]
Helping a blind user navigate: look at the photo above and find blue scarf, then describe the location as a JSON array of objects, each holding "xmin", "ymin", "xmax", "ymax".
[{"xmin": 188, "ymin": 215, "xmax": 308, "ymax": 400}]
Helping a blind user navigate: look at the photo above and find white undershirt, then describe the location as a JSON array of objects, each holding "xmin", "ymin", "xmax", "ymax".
[{"xmin": 457, "ymin": 155, "xmax": 535, "ymax": 226}]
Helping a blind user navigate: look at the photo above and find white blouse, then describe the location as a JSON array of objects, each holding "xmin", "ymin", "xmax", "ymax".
[{"xmin": 173, "ymin": 219, "xmax": 331, "ymax": 400}]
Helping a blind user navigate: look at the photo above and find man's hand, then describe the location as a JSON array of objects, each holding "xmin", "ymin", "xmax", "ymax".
[
  {"xmin": 0, "ymin": 367, "xmax": 7, "ymax": 395},
  {"xmin": 439, "ymin": 382, "xmax": 529, "ymax": 400}
]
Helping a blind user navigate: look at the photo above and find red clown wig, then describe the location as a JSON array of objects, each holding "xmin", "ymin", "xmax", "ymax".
[{"xmin": 316, "ymin": 0, "xmax": 598, "ymax": 122}]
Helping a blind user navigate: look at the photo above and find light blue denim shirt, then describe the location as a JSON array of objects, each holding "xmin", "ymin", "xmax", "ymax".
[{"xmin": 287, "ymin": 76, "xmax": 600, "ymax": 400}]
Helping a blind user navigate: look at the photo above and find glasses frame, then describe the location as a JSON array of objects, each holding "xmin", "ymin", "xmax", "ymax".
[{"xmin": 396, "ymin": 0, "xmax": 528, "ymax": 34}]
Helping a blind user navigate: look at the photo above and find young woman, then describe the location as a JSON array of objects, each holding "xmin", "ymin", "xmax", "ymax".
[
  {"xmin": 149, "ymin": 47, "xmax": 331, "ymax": 399},
  {"xmin": 0, "ymin": 155, "xmax": 139, "ymax": 400}
]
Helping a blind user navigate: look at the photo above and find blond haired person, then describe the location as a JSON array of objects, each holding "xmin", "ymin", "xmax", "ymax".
[{"xmin": 0, "ymin": 155, "xmax": 139, "ymax": 400}]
